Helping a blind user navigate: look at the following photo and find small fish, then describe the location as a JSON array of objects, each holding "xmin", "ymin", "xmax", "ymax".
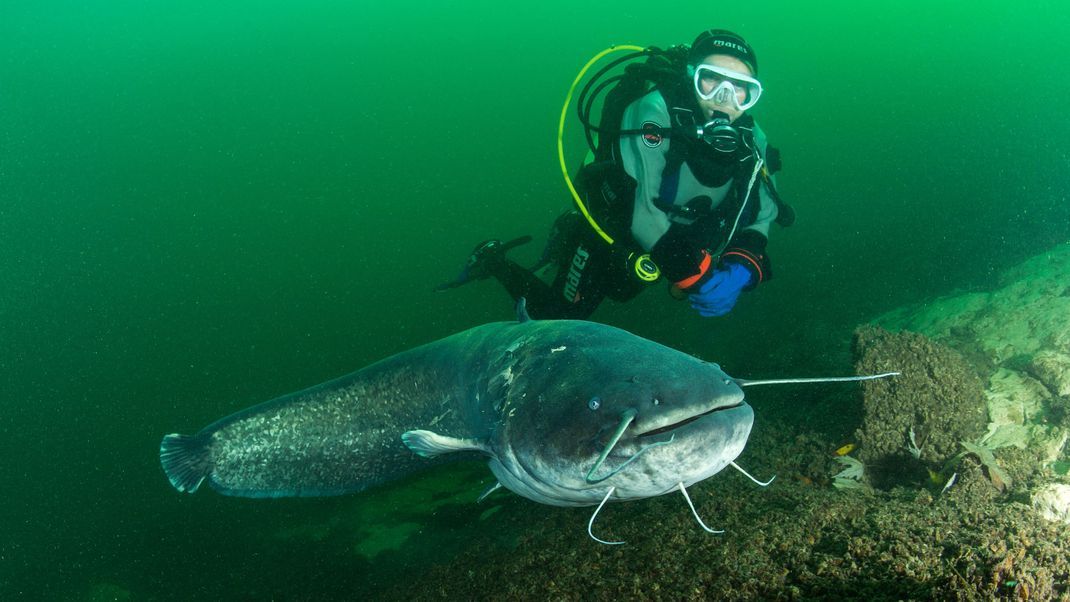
[{"xmin": 834, "ymin": 443, "xmax": 856, "ymax": 456}]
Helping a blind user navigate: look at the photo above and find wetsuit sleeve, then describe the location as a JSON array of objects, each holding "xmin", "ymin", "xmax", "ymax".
[
  {"xmin": 742, "ymin": 122, "xmax": 779, "ymax": 240},
  {"xmin": 720, "ymin": 121, "xmax": 778, "ymax": 289}
]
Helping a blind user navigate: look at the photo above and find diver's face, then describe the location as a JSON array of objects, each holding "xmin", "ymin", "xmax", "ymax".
[{"xmin": 695, "ymin": 54, "xmax": 753, "ymax": 122}]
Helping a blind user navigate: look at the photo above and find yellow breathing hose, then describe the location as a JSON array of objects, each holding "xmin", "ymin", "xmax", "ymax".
[{"xmin": 557, "ymin": 44, "xmax": 645, "ymax": 246}]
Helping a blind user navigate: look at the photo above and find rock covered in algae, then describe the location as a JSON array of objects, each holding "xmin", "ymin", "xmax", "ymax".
[
  {"xmin": 1032, "ymin": 483, "xmax": 1070, "ymax": 524},
  {"xmin": 871, "ymin": 243, "xmax": 1070, "ymax": 523},
  {"xmin": 1030, "ymin": 350, "xmax": 1070, "ymax": 397},
  {"xmin": 852, "ymin": 326, "xmax": 988, "ymax": 487},
  {"xmin": 982, "ymin": 367, "xmax": 1067, "ymax": 463},
  {"xmin": 872, "ymin": 244, "xmax": 1070, "ymax": 460}
]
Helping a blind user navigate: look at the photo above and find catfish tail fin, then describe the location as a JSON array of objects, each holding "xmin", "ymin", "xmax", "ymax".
[{"xmin": 160, "ymin": 433, "xmax": 212, "ymax": 493}]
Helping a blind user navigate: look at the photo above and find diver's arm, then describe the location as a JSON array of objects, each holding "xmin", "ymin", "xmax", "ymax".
[
  {"xmin": 745, "ymin": 121, "xmax": 780, "ymax": 239},
  {"xmin": 718, "ymin": 123, "xmax": 778, "ymax": 289},
  {"xmin": 721, "ymin": 186, "xmax": 775, "ymax": 290}
]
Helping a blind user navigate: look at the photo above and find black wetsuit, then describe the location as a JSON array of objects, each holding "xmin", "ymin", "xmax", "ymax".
[{"xmin": 491, "ymin": 210, "xmax": 646, "ymax": 319}]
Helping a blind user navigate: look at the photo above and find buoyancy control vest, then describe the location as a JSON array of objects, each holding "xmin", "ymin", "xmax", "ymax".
[
  {"xmin": 575, "ymin": 47, "xmax": 775, "ymax": 250},
  {"xmin": 558, "ymin": 45, "xmax": 793, "ymax": 290}
]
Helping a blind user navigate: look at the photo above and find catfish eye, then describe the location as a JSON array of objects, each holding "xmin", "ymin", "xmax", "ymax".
[{"xmin": 588, "ymin": 396, "xmax": 601, "ymax": 411}]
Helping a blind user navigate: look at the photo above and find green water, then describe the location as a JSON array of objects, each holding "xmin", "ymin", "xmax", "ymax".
[{"xmin": 3, "ymin": 1, "xmax": 1069, "ymax": 598}]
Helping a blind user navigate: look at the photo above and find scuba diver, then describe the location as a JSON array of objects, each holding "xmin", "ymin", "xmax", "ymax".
[{"xmin": 438, "ymin": 29, "xmax": 793, "ymax": 319}]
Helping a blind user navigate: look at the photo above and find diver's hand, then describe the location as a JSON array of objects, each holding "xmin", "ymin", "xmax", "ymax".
[{"xmin": 688, "ymin": 262, "xmax": 752, "ymax": 317}]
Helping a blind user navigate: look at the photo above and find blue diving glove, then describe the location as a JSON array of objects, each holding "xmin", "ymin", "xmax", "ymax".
[{"xmin": 688, "ymin": 262, "xmax": 753, "ymax": 317}]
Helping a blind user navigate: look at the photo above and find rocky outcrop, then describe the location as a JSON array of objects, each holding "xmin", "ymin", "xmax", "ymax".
[{"xmin": 870, "ymin": 243, "xmax": 1070, "ymax": 520}]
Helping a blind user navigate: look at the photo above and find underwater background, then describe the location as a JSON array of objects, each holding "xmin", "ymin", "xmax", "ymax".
[{"xmin": 3, "ymin": 0, "xmax": 1070, "ymax": 599}]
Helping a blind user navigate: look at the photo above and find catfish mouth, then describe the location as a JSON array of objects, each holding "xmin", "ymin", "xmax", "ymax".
[{"xmin": 636, "ymin": 402, "xmax": 745, "ymax": 438}]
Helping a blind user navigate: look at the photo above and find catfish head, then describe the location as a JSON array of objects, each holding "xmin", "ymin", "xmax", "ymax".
[{"xmin": 482, "ymin": 319, "xmax": 753, "ymax": 507}]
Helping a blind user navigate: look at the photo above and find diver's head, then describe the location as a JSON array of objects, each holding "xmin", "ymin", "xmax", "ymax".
[{"xmin": 687, "ymin": 29, "xmax": 761, "ymax": 122}]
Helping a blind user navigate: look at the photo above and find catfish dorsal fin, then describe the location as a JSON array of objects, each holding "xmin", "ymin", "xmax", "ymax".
[
  {"xmin": 515, "ymin": 297, "xmax": 532, "ymax": 323},
  {"xmin": 401, "ymin": 430, "xmax": 488, "ymax": 458}
]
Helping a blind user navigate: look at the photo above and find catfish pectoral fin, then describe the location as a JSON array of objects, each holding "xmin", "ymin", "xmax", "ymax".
[{"xmin": 401, "ymin": 430, "xmax": 489, "ymax": 458}]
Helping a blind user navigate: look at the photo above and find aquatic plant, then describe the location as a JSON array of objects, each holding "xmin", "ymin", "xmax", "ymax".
[
  {"xmin": 959, "ymin": 440, "xmax": 1013, "ymax": 492},
  {"xmin": 906, "ymin": 426, "xmax": 923, "ymax": 460},
  {"xmin": 832, "ymin": 455, "xmax": 866, "ymax": 490}
]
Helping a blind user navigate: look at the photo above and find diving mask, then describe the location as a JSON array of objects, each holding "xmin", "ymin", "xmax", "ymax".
[{"xmin": 692, "ymin": 64, "xmax": 762, "ymax": 112}]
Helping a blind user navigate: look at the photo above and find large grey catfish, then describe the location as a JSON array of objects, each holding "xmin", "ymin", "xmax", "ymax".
[{"xmin": 161, "ymin": 304, "xmax": 894, "ymax": 542}]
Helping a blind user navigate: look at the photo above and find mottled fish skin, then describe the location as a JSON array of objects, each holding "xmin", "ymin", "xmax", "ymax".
[
  {"xmin": 162, "ymin": 318, "xmax": 753, "ymax": 506},
  {"xmin": 166, "ymin": 323, "xmax": 517, "ymax": 497}
]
